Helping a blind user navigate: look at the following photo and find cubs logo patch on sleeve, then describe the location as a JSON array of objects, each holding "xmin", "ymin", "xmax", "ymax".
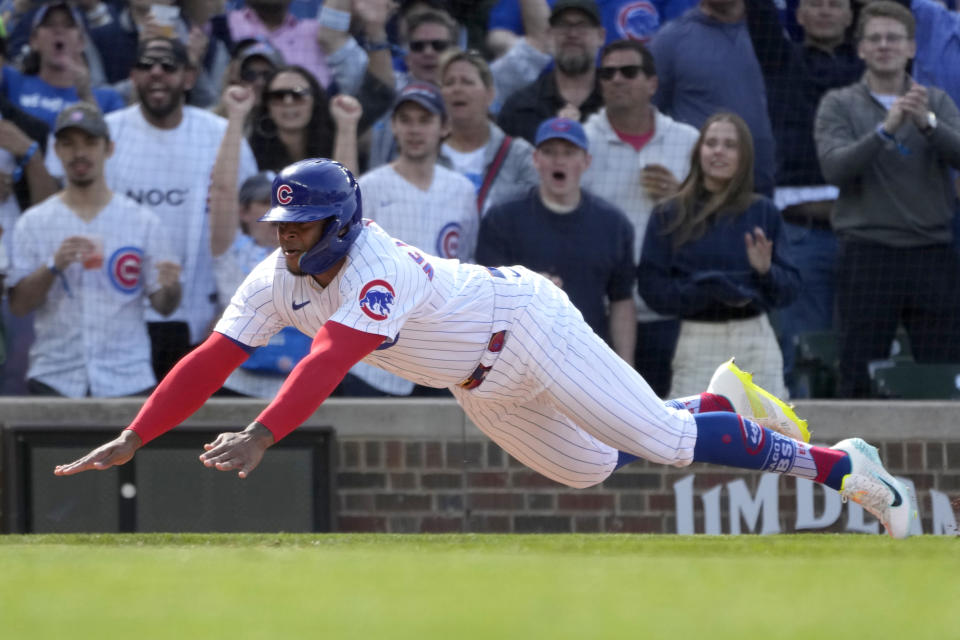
[{"xmin": 358, "ymin": 280, "xmax": 396, "ymax": 321}]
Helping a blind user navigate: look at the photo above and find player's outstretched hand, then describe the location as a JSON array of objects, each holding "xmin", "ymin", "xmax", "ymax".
[
  {"xmin": 199, "ymin": 422, "xmax": 275, "ymax": 479},
  {"xmin": 54, "ymin": 429, "xmax": 142, "ymax": 476}
]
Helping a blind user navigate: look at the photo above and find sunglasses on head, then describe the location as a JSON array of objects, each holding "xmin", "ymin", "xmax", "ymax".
[
  {"xmin": 240, "ymin": 68, "xmax": 274, "ymax": 83},
  {"xmin": 597, "ymin": 65, "xmax": 645, "ymax": 81},
  {"xmin": 134, "ymin": 55, "xmax": 181, "ymax": 73},
  {"xmin": 409, "ymin": 39, "xmax": 450, "ymax": 53},
  {"xmin": 266, "ymin": 86, "xmax": 313, "ymax": 103}
]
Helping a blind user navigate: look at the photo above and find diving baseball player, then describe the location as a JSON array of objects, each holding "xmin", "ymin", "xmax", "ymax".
[{"xmin": 54, "ymin": 159, "xmax": 917, "ymax": 538}]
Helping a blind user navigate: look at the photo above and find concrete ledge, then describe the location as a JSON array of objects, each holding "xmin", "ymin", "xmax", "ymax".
[
  {"xmin": 0, "ymin": 397, "xmax": 473, "ymax": 439},
  {"xmin": 795, "ymin": 400, "xmax": 959, "ymax": 441},
  {"xmin": 0, "ymin": 398, "xmax": 957, "ymax": 441}
]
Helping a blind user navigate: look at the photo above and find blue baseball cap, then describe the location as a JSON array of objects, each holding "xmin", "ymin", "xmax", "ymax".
[
  {"xmin": 392, "ymin": 81, "xmax": 446, "ymax": 117},
  {"xmin": 535, "ymin": 117, "xmax": 589, "ymax": 151}
]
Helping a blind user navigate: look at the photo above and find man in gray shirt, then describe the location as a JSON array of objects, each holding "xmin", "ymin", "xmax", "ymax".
[{"xmin": 814, "ymin": 0, "xmax": 960, "ymax": 397}]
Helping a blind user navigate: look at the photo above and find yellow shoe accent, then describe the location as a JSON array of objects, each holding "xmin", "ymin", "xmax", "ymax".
[{"xmin": 707, "ymin": 358, "xmax": 811, "ymax": 443}]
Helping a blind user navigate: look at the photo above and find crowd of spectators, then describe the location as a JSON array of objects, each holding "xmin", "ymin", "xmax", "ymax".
[{"xmin": 0, "ymin": 0, "xmax": 958, "ymax": 401}]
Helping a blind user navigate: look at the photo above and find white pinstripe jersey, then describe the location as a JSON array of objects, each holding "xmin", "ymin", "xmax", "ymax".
[
  {"xmin": 46, "ymin": 105, "xmax": 259, "ymax": 342},
  {"xmin": 214, "ymin": 220, "xmax": 528, "ymax": 388},
  {"xmin": 9, "ymin": 194, "xmax": 174, "ymax": 397},
  {"xmin": 358, "ymin": 164, "xmax": 479, "ymax": 262},
  {"xmin": 215, "ymin": 221, "xmax": 702, "ymax": 490}
]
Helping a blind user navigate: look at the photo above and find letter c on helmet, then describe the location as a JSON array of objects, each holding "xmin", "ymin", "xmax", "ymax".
[{"xmin": 276, "ymin": 184, "xmax": 293, "ymax": 205}]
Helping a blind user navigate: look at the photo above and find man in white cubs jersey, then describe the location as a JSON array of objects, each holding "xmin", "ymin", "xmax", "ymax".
[
  {"xmin": 55, "ymin": 159, "xmax": 918, "ymax": 539},
  {"xmin": 362, "ymin": 81, "xmax": 477, "ymax": 263},
  {"xmin": 350, "ymin": 81, "xmax": 477, "ymax": 396},
  {"xmin": 46, "ymin": 37, "xmax": 258, "ymax": 379},
  {"xmin": 8, "ymin": 103, "xmax": 181, "ymax": 397}
]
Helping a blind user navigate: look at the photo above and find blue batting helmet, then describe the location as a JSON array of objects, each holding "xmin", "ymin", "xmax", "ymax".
[{"xmin": 259, "ymin": 158, "xmax": 363, "ymax": 274}]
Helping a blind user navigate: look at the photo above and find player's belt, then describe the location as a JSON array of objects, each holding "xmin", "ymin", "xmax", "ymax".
[{"xmin": 458, "ymin": 330, "xmax": 507, "ymax": 390}]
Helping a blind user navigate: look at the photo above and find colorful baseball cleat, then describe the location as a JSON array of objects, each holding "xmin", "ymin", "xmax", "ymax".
[
  {"xmin": 707, "ymin": 358, "xmax": 811, "ymax": 443},
  {"xmin": 831, "ymin": 437, "xmax": 917, "ymax": 539}
]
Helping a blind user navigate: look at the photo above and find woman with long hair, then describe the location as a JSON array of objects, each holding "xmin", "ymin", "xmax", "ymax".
[
  {"xmin": 638, "ymin": 112, "xmax": 800, "ymax": 398},
  {"xmin": 438, "ymin": 49, "xmax": 537, "ymax": 215},
  {"xmin": 247, "ymin": 65, "xmax": 337, "ymax": 172}
]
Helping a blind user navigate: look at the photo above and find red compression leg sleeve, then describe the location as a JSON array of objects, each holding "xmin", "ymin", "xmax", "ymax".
[
  {"xmin": 126, "ymin": 332, "xmax": 250, "ymax": 444},
  {"xmin": 256, "ymin": 321, "xmax": 384, "ymax": 442}
]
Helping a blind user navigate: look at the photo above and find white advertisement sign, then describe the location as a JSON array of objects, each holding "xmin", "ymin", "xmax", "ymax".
[{"xmin": 674, "ymin": 474, "xmax": 957, "ymax": 535}]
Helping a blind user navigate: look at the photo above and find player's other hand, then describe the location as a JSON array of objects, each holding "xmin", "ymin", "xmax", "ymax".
[
  {"xmin": 54, "ymin": 429, "xmax": 142, "ymax": 475},
  {"xmin": 199, "ymin": 422, "xmax": 275, "ymax": 479}
]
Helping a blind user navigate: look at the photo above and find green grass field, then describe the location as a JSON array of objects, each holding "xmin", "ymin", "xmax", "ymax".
[{"xmin": 1, "ymin": 534, "xmax": 957, "ymax": 639}]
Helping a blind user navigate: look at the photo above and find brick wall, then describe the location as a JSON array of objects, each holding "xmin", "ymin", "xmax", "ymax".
[
  {"xmin": 2, "ymin": 398, "xmax": 958, "ymax": 535},
  {"xmin": 334, "ymin": 437, "xmax": 960, "ymax": 535}
]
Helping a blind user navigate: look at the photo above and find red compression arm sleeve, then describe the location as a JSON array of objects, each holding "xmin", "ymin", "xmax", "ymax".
[
  {"xmin": 256, "ymin": 321, "xmax": 385, "ymax": 442},
  {"xmin": 126, "ymin": 332, "xmax": 250, "ymax": 444}
]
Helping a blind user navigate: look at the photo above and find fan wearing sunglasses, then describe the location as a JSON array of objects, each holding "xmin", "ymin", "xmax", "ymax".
[
  {"xmin": 366, "ymin": 10, "xmax": 458, "ymax": 169},
  {"xmin": 247, "ymin": 65, "xmax": 366, "ymax": 176},
  {"xmin": 399, "ymin": 11, "xmax": 457, "ymax": 87},
  {"xmin": 581, "ymin": 38, "xmax": 699, "ymax": 397},
  {"xmin": 247, "ymin": 66, "xmax": 335, "ymax": 173}
]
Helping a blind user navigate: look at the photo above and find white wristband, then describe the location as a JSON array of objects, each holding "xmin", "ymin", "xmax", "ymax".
[{"xmin": 317, "ymin": 6, "xmax": 351, "ymax": 32}]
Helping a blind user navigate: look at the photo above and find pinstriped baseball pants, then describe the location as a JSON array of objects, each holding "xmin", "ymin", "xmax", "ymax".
[{"xmin": 450, "ymin": 270, "xmax": 698, "ymax": 489}]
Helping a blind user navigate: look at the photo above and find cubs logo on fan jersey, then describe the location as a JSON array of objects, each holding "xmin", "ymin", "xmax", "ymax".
[
  {"xmin": 436, "ymin": 222, "xmax": 462, "ymax": 259},
  {"xmin": 616, "ymin": 1, "xmax": 660, "ymax": 41},
  {"xmin": 108, "ymin": 246, "xmax": 143, "ymax": 294},
  {"xmin": 358, "ymin": 280, "xmax": 396, "ymax": 321}
]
